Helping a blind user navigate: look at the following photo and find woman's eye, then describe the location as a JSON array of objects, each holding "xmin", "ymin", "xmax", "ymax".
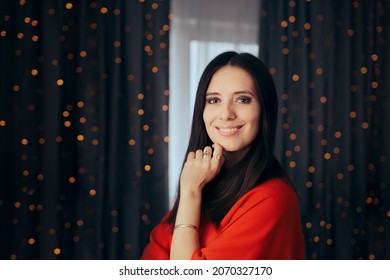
[
  {"xmin": 206, "ymin": 98, "xmax": 219, "ymax": 104},
  {"xmin": 237, "ymin": 96, "xmax": 251, "ymax": 104}
]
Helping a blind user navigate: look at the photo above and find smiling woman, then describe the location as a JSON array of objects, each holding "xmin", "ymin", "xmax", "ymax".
[
  {"xmin": 203, "ymin": 66, "xmax": 260, "ymax": 162},
  {"xmin": 141, "ymin": 51, "xmax": 305, "ymax": 260},
  {"xmin": 169, "ymin": 0, "xmax": 260, "ymax": 206}
]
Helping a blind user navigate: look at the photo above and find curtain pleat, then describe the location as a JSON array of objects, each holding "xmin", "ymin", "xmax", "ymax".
[
  {"xmin": 259, "ymin": 0, "xmax": 389, "ymax": 259},
  {"xmin": 0, "ymin": 0, "xmax": 170, "ymax": 260}
]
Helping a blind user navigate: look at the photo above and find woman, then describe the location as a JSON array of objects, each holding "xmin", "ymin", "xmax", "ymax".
[{"xmin": 141, "ymin": 51, "xmax": 305, "ymax": 260}]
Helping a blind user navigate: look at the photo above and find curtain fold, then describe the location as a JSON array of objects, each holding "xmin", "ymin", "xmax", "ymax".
[
  {"xmin": 259, "ymin": 0, "xmax": 389, "ymax": 259},
  {"xmin": 0, "ymin": 0, "xmax": 170, "ymax": 259}
]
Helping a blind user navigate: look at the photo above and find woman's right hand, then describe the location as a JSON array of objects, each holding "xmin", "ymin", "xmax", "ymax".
[{"xmin": 179, "ymin": 143, "xmax": 225, "ymax": 194}]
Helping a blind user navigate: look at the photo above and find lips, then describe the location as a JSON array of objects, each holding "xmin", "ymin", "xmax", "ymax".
[{"xmin": 216, "ymin": 125, "xmax": 243, "ymax": 136}]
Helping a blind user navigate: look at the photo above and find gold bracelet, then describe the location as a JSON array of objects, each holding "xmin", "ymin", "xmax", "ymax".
[{"xmin": 173, "ymin": 224, "xmax": 199, "ymax": 231}]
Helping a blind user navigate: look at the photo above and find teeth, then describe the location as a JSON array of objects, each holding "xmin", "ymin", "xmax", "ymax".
[{"xmin": 219, "ymin": 127, "xmax": 238, "ymax": 133}]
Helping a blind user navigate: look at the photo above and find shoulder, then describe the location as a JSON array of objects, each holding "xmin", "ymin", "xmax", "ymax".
[
  {"xmin": 220, "ymin": 178, "xmax": 298, "ymax": 226},
  {"xmin": 239, "ymin": 177, "xmax": 297, "ymax": 207}
]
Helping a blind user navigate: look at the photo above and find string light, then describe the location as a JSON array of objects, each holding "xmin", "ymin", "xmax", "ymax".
[
  {"xmin": 262, "ymin": 0, "xmax": 388, "ymax": 260},
  {"xmin": 1, "ymin": 0, "xmax": 170, "ymax": 260}
]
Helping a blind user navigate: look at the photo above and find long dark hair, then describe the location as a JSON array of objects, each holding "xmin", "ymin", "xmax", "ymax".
[{"xmin": 166, "ymin": 51, "xmax": 290, "ymax": 226}]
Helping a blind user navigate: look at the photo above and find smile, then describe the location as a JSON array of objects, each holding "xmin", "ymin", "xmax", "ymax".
[{"xmin": 216, "ymin": 126, "xmax": 243, "ymax": 136}]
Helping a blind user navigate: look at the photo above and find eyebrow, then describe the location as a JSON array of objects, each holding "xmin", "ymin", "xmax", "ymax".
[{"xmin": 205, "ymin": 90, "xmax": 256, "ymax": 97}]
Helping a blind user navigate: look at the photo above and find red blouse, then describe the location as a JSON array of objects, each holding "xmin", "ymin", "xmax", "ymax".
[{"xmin": 141, "ymin": 178, "xmax": 305, "ymax": 260}]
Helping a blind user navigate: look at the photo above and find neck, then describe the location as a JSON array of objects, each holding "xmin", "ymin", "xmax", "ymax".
[{"xmin": 223, "ymin": 146, "xmax": 251, "ymax": 168}]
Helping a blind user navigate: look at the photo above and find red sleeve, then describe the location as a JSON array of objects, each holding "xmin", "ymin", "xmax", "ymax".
[
  {"xmin": 140, "ymin": 214, "xmax": 172, "ymax": 260},
  {"xmin": 191, "ymin": 179, "xmax": 305, "ymax": 260}
]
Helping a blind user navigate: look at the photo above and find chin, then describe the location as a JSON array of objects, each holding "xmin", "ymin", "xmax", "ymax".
[
  {"xmin": 219, "ymin": 142, "xmax": 253, "ymax": 157},
  {"xmin": 220, "ymin": 144, "xmax": 241, "ymax": 153}
]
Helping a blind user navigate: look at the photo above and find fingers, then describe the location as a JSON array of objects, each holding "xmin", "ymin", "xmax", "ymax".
[
  {"xmin": 181, "ymin": 144, "xmax": 224, "ymax": 190},
  {"xmin": 211, "ymin": 143, "xmax": 223, "ymax": 161},
  {"xmin": 187, "ymin": 151, "xmax": 195, "ymax": 161},
  {"xmin": 203, "ymin": 146, "xmax": 212, "ymax": 159},
  {"xmin": 188, "ymin": 147, "xmax": 212, "ymax": 160},
  {"xmin": 195, "ymin": 149, "xmax": 203, "ymax": 159},
  {"xmin": 186, "ymin": 144, "xmax": 224, "ymax": 162}
]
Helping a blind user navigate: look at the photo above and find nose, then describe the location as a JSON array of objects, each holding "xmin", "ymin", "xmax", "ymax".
[{"xmin": 219, "ymin": 101, "xmax": 236, "ymax": 121}]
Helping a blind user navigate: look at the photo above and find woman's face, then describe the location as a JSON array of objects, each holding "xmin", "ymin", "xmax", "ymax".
[{"xmin": 203, "ymin": 65, "xmax": 261, "ymax": 155}]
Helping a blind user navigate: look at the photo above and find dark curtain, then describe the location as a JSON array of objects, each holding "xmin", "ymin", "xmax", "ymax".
[
  {"xmin": 259, "ymin": 0, "xmax": 390, "ymax": 259},
  {"xmin": 0, "ymin": 0, "xmax": 170, "ymax": 259}
]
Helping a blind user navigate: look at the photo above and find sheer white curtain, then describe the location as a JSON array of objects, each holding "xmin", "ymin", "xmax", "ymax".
[{"xmin": 169, "ymin": 0, "xmax": 260, "ymax": 206}]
